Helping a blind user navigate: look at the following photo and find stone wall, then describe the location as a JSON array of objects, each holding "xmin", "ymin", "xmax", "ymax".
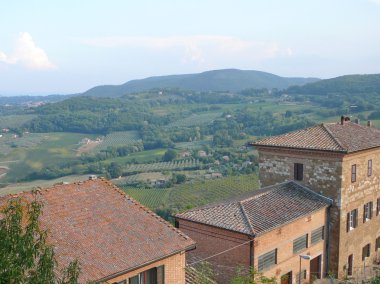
[{"xmin": 337, "ymin": 148, "xmax": 380, "ymax": 278}]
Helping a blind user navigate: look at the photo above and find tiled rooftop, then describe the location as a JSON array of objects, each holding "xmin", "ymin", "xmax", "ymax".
[
  {"xmin": 252, "ymin": 121, "xmax": 380, "ymax": 153},
  {"xmin": 0, "ymin": 179, "xmax": 195, "ymax": 283},
  {"xmin": 176, "ymin": 181, "xmax": 331, "ymax": 236}
]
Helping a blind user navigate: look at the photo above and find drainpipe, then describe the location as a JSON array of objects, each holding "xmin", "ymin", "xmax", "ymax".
[
  {"xmin": 249, "ymin": 238, "xmax": 255, "ymax": 267},
  {"xmin": 325, "ymin": 206, "xmax": 331, "ymax": 276}
]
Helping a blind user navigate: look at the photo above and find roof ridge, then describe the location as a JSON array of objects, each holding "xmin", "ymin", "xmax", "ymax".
[
  {"xmin": 321, "ymin": 123, "xmax": 347, "ymax": 151},
  {"xmin": 238, "ymin": 201, "xmax": 256, "ymax": 236}
]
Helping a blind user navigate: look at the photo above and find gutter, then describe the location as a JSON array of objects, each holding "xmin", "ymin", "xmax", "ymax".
[{"xmin": 95, "ymin": 244, "xmax": 196, "ymax": 283}]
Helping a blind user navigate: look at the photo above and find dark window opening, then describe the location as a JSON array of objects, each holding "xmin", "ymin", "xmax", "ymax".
[
  {"xmin": 129, "ymin": 266, "xmax": 164, "ymax": 284},
  {"xmin": 362, "ymin": 244, "xmax": 371, "ymax": 261},
  {"xmin": 294, "ymin": 163, "xmax": 304, "ymax": 181},
  {"xmin": 377, "ymin": 198, "xmax": 380, "ymax": 216},
  {"xmin": 347, "ymin": 254, "xmax": 353, "ymax": 276},
  {"xmin": 376, "ymin": 237, "xmax": 380, "ymax": 251}
]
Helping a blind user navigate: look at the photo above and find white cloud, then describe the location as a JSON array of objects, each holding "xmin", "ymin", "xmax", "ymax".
[
  {"xmin": 81, "ymin": 35, "xmax": 292, "ymax": 65},
  {"xmin": 0, "ymin": 32, "xmax": 56, "ymax": 70}
]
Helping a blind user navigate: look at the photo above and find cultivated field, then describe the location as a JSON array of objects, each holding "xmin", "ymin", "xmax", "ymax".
[
  {"xmin": 123, "ymin": 173, "xmax": 259, "ymax": 213},
  {"xmin": 123, "ymin": 159, "xmax": 201, "ymax": 173},
  {"xmin": 0, "ymin": 115, "xmax": 36, "ymax": 129},
  {"xmin": 166, "ymin": 112, "xmax": 221, "ymax": 127},
  {"xmin": 94, "ymin": 131, "xmax": 141, "ymax": 152}
]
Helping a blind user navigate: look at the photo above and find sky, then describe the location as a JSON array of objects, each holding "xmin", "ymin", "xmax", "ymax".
[{"xmin": 1, "ymin": 0, "xmax": 380, "ymax": 95}]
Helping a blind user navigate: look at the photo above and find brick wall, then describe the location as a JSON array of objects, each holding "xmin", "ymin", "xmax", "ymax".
[
  {"xmin": 177, "ymin": 220, "xmax": 251, "ymax": 283},
  {"xmin": 105, "ymin": 252, "xmax": 186, "ymax": 284},
  {"xmin": 178, "ymin": 207, "xmax": 327, "ymax": 284}
]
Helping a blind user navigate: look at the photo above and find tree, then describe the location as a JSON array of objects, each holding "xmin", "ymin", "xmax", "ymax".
[
  {"xmin": 162, "ymin": 149, "xmax": 177, "ymax": 162},
  {"xmin": 231, "ymin": 266, "xmax": 276, "ymax": 284},
  {"xmin": 0, "ymin": 196, "xmax": 80, "ymax": 284},
  {"xmin": 107, "ymin": 162, "xmax": 123, "ymax": 178}
]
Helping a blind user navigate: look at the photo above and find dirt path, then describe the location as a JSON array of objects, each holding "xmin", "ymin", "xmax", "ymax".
[{"xmin": 0, "ymin": 166, "xmax": 8, "ymax": 179}]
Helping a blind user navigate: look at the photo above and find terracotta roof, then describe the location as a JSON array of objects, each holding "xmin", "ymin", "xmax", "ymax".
[
  {"xmin": 176, "ymin": 181, "xmax": 331, "ymax": 236},
  {"xmin": 0, "ymin": 179, "xmax": 195, "ymax": 283},
  {"xmin": 252, "ymin": 121, "xmax": 380, "ymax": 153}
]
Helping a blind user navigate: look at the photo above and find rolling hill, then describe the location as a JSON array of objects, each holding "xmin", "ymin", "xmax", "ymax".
[
  {"xmin": 81, "ymin": 69, "xmax": 320, "ymax": 97},
  {"xmin": 286, "ymin": 74, "xmax": 380, "ymax": 95}
]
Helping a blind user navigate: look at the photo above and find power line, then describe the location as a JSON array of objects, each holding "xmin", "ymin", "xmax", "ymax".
[{"xmin": 187, "ymin": 239, "xmax": 253, "ymax": 266}]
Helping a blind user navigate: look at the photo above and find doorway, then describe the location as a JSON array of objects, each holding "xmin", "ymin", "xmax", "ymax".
[
  {"xmin": 281, "ymin": 271, "xmax": 292, "ymax": 284},
  {"xmin": 310, "ymin": 255, "xmax": 322, "ymax": 281}
]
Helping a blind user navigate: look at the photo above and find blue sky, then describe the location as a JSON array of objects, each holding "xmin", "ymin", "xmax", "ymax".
[{"xmin": 1, "ymin": 0, "xmax": 380, "ymax": 95}]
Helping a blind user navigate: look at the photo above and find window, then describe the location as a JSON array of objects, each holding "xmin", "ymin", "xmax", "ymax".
[
  {"xmin": 311, "ymin": 226, "xmax": 324, "ymax": 245},
  {"xmin": 129, "ymin": 266, "xmax": 164, "ymax": 284},
  {"xmin": 113, "ymin": 281, "xmax": 126, "ymax": 284},
  {"xmin": 362, "ymin": 244, "xmax": 371, "ymax": 261},
  {"xmin": 347, "ymin": 209, "xmax": 358, "ymax": 232},
  {"xmin": 293, "ymin": 234, "xmax": 308, "ymax": 254},
  {"xmin": 347, "ymin": 254, "xmax": 353, "ymax": 276},
  {"xmin": 368, "ymin": 160, "xmax": 372, "ymax": 177},
  {"xmin": 258, "ymin": 249, "xmax": 277, "ymax": 271},
  {"xmin": 376, "ymin": 237, "xmax": 380, "ymax": 251},
  {"xmin": 294, "ymin": 163, "xmax": 304, "ymax": 181},
  {"xmin": 296, "ymin": 269, "xmax": 307, "ymax": 283},
  {"xmin": 377, "ymin": 198, "xmax": 380, "ymax": 216},
  {"xmin": 351, "ymin": 164, "xmax": 356, "ymax": 183},
  {"xmin": 363, "ymin": 202, "xmax": 373, "ymax": 222}
]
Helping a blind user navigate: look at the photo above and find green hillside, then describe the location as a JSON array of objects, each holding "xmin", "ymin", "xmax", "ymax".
[
  {"xmin": 81, "ymin": 69, "xmax": 320, "ymax": 97},
  {"xmin": 286, "ymin": 74, "xmax": 380, "ymax": 95}
]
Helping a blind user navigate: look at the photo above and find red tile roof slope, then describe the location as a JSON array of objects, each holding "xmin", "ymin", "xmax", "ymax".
[
  {"xmin": 253, "ymin": 122, "xmax": 380, "ymax": 153},
  {"xmin": 0, "ymin": 179, "xmax": 195, "ymax": 283},
  {"xmin": 176, "ymin": 181, "xmax": 332, "ymax": 236}
]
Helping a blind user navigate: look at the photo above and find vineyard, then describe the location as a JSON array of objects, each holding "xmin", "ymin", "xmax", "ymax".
[
  {"xmin": 123, "ymin": 159, "xmax": 201, "ymax": 173},
  {"xmin": 123, "ymin": 173, "xmax": 259, "ymax": 214},
  {"xmin": 94, "ymin": 131, "xmax": 142, "ymax": 152},
  {"xmin": 166, "ymin": 112, "xmax": 221, "ymax": 128}
]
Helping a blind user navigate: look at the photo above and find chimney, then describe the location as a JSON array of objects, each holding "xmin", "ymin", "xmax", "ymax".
[
  {"xmin": 367, "ymin": 120, "xmax": 372, "ymax": 127},
  {"xmin": 341, "ymin": 116, "xmax": 350, "ymax": 125}
]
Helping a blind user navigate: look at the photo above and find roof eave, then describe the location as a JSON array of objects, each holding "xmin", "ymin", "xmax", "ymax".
[
  {"xmin": 95, "ymin": 244, "xmax": 196, "ymax": 283},
  {"xmin": 250, "ymin": 143, "xmax": 348, "ymax": 154}
]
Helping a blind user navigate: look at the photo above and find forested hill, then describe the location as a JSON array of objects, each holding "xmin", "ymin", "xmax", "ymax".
[
  {"xmin": 286, "ymin": 74, "xmax": 380, "ymax": 95},
  {"xmin": 81, "ymin": 69, "xmax": 320, "ymax": 97}
]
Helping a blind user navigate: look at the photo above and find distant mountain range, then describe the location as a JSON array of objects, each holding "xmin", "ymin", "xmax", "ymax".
[{"xmin": 81, "ymin": 69, "xmax": 320, "ymax": 97}]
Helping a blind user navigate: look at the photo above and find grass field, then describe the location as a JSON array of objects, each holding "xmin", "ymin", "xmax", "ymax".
[
  {"xmin": 123, "ymin": 173, "xmax": 259, "ymax": 214},
  {"xmin": 0, "ymin": 114, "xmax": 36, "ymax": 129},
  {"xmin": 0, "ymin": 174, "xmax": 91, "ymax": 196}
]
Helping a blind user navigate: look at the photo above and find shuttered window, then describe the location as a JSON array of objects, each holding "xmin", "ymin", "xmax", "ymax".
[
  {"xmin": 351, "ymin": 164, "xmax": 356, "ymax": 182},
  {"xmin": 362, "ymin": 244, "xmax": 370, "ymax": 261},
  {"xmin": 363, "ymin": 202, "xmax": 373, "ymax": 223},
  {"xmin": 296, "ymin": 270, "xmax": 307, "ymax": 283},
  {"xmin": 376, "ymin": 237, "xmax": 380, "ymax": 251},
  {"xmin": 347, "ymin": 209, "xmax": 358, "ymax": 232},
  {"xmin": 258, "ymin": 249, "xmax": 277, "ymax": 271},
  {"xmin": 293, "ymin": 234, "xmax": 308, "ymax": 254},
  {"xmin": 311, "ymin": 226, "xmax": 324, "ymax": 245},
  {"xmin": 347, "ymin": 254, "xmax": 353, "ymax": 276},
  {"xmin": 377, "ymin": 198, "xmax": 380, "ymax": 216},
  {"xmin": 368, "ymin": 160, "xmax": 372, "ymax": 177},
  {"xmin": 294, "ymin": 163, "xmax": 304, "ymax": 181}
]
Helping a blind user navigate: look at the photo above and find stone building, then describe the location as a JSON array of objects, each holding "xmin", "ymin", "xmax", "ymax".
[
  {"xmin": 176, "ymin": 117, "xmax": 380, "ymax": 283},
  {"xmin": 253, "ymin": 117, "xmax": 380, "ymax": 278},
  {"xmin": 0, "ymin": 178, "xmax": 195, "ymax": 284}
]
